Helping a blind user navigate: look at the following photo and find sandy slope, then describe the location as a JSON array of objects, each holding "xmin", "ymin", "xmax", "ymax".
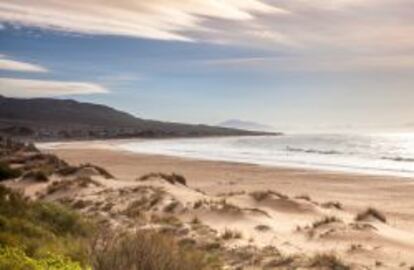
[{"xmin": 36, "ymin": 140, "xmax": 414, "ymax": 269}]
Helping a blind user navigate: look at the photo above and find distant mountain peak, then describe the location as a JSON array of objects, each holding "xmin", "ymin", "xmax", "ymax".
[{"xmin": 218, "ymin": 119, "xmax": 274, "ymax": 132}]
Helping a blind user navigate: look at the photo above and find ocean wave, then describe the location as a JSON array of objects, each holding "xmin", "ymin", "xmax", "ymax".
[{"xmin": 286, "ymin": 146, "xmax": 342, "ymax": 155}]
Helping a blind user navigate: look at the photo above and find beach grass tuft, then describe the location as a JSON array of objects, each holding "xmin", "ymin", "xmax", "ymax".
[{"xmin": 355, "ymin": 207, "xmax": 387, "ymax": 223}]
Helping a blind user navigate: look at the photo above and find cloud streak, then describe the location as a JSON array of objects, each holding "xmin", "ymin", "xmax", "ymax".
[
  {"xmin": 0, "ymin": 55, "xmax": 48, "ymax": 73},
  {"xmin": 0, "ymin": 0, "xmax": 284, "ymax": 41},
  {"xmin": 0, "ymin": 0, "xmax": 413, "ymax": 71},
  {"xmin": 0, "ymin": 78, "xmax": 108, "ymax": 97}
]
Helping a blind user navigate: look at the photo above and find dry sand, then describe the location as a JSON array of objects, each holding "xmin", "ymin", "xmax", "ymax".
[{"xmin": 38, "ymin": 140, "xmax": 414, "ymax": 268}]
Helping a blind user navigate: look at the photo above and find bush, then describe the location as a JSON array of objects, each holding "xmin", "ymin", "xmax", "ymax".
[
  {"xmin": 0, "ymin": 186, "xmax": 94, "ymax": 265},
  {"xmin": 0, "ymin": 162, "xmax": 21, "ymax": 181},
  {"xmin": 90, "ymin": 230, "xmax": 220, "ymax": 270},
  {"xmin": 32, "ymin": 202, "xmax": 92, "ymax": 237},
  {"xmin": 0, "ymin": 246, "xmax": 83, "ymax": 270}
]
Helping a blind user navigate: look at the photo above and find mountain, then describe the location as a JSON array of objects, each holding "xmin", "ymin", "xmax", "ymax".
[
  {"xmin": 219, "ymin": 119, "xmax": 275, "ymax": 132},
  {"xmin": 0, "ymin": 96, "xmax": 274, "ymax": 140}
]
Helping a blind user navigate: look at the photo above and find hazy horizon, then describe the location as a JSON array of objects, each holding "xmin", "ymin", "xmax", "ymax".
[{"xmin": 1, "ymin": 0, "xmax": 414, "ymax": 132}]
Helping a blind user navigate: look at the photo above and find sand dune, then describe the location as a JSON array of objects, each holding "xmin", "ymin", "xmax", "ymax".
[{"xmin": 5, "ymin": 140, "xmax": 413, "ymax": 268}]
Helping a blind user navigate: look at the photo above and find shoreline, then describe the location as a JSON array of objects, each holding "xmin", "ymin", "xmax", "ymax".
[
  {"xmin": 41, "ymin": 140, "xmax": 414, "ymax": 220},
  {"xmin": 35, "ymin": 139, "xmax": 414, "ymax": 266},
  {"xmin": 39, "ymin": 139, "xmax": 414, "ymax": 180}
]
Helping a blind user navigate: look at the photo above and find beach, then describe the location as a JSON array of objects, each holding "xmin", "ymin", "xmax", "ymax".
[{"xmin": 38, "ymin": 139, "xmax": 414, "ymax": 267}]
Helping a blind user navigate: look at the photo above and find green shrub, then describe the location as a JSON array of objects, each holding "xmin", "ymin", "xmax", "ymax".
[
  {"xmin": 0, "ymin": 162, "xmax": 21, "ymax": 181},
  {"xmin": 0, "ymin": 186, "xmax": 94, "ymax": 266},
  {"xmin": 32, "ymin": 202, "xmax": 93, "ymax": 237},
  {"xmin": 0, "ymin": 246, "xmax": 84, "ymax": 270}
]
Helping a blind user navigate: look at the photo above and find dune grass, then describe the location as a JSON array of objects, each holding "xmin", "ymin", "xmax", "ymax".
[
  {"xmin": 355, "ymin": 207, "xmax": 387, "ymax": 223},
  {"xmin": 309, "ymin": 253, "xmax": 349, "ymax": 270},
  {"xmin": 90, "ymin": 230, "xmax": 221, "ymax": 270},
  {"xmin": 22, "ymin": 170, "xmax": 49, "ymax": 182},
  {"xmin": 0, "ymin": 184, "xmax": 221, "ymax": 269},
  {"xmin": 250, "ymin": 190, "xmax": 288, "ymax": 201},
  {"xmin": 221, "ymin": 228, "xmax": 243, "ymax": 240},
  {"xmin": 138, "ymin": 172, "xmax": 187, "ymax": 186},
  {"xmin": 312, "ymin": 216, "xmax": 342, "ymax": 229}
]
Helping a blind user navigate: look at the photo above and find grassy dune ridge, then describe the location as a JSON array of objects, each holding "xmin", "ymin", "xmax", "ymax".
[
  {"xmin": 3, "ymin": 136, "xmax": 413, "ymax": 269},
  {"xmin": 0, "ymin": 137, "xmax": 218, "ymax": 269}
]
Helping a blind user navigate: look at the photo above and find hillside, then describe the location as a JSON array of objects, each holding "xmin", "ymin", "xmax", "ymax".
[{"xmin": 0, "ymin": 96, "xmax": 274, "ymax": 140}]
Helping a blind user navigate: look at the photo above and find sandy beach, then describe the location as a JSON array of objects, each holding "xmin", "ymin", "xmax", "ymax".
[{"xmin": 36, "ymin": 140, "xmax": 414, "ymax": 268}]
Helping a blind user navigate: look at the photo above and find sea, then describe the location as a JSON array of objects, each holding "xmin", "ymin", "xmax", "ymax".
[{"xmin": 118, "ymin": 133, "xmax": 414, "ymax": 177}]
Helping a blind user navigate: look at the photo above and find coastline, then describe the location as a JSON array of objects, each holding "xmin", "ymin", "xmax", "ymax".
[
  {"xmin": 40, "ymin": 140, "xmax": 414, "ymax": 231},
  {"xmin": 29, "ymin": 139, "xmax": 414, "ymax": 266}
]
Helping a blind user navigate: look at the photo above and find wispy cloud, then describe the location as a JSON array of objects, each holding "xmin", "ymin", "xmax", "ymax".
[
  {"xmin": 0, "ymin": 1, "xmax": 413, "ymax": 71},
  {"xmin": 0, "ymin": 55, "xmax": 48, "ymax": 73},
  {"xmin": 0, "ymin": 0, "xmax": 284, "ymax": 41},
  {"xmin": 202, "ymin": 54, "xmax": 414, "ymax": 72},
  {"xmin": 0, "ymin": 78, "xmax": 108, "ymax": 97}
]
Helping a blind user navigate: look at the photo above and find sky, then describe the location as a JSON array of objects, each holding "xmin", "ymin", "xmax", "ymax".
[{"xmin": 0, "ymin": 0, "xmax": 413, "ymax": 132}]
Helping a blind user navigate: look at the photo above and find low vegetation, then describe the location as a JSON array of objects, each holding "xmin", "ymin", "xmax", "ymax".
[
  {"xmin": 46, "ymin": 177, "xmax": 102, "ymax": 195},
  {"xmin": 0, "ymin": 246, "xmax": 83, "ymax": 270},
  {"xmin": 0, "ymin": 184, "xmax": 224, "ymax": 269},
  {"xmin": 312, "ymin": 216, "xmax": 342, "ymax": 229},
  {"xmin": 23, "ymin": 170, "xmax": 49, "ymax": 182},
  {"xmin": 255, "ymin": 224, "xmax": 271, "ymax": 232},
  {"xmin": 138, "ymin": 172, "xmax": 187, "ymax": 186},
  {"xmin": 212, "ymin": 199, "xmax": 242, "ymax": 215},
  {"xmin": 250, "ymin": 190, "xmax": 288, "ymax": 202},
  {"xmin": 90, "ymin": 230, "xmax": 220, "ymax": 270},
  {"xmin": 355, "ymin": 207, "xmax": 387, "ymax": 223},
  {"xmin": 80, "ymin": 164, "xmax": 114, "ymax": 179},
  {"xmin": 321, "ymin": 201, "xmax": 343, "ymax": 210},
  {"xmin": 193, "ymin": 199, "xmax": 204, "ymax": 209},
  {"xmin": 163, "ymin": 201, "xmax": 180, "ymax": 213},
  {"xmin": 221, "ymin": 228, "xmax": 243, "ymax": 240},
  {"xmin": 309, "ymin": 253, "xmax": 349, "ymax": 270},
  {"xmin": 295, "ymin": 194, "xmax": 312, "ymax": 201},
  {"xmin": 0, "ymin": 162, "xmax": 22, "ymax": 181},
  {"xmin": 0, "ymin": 185, "xmax": 94, "ymax": 267},
  {"xmin": 57, "ymin": 164, "xmax": 114, "ymax": 179}
]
